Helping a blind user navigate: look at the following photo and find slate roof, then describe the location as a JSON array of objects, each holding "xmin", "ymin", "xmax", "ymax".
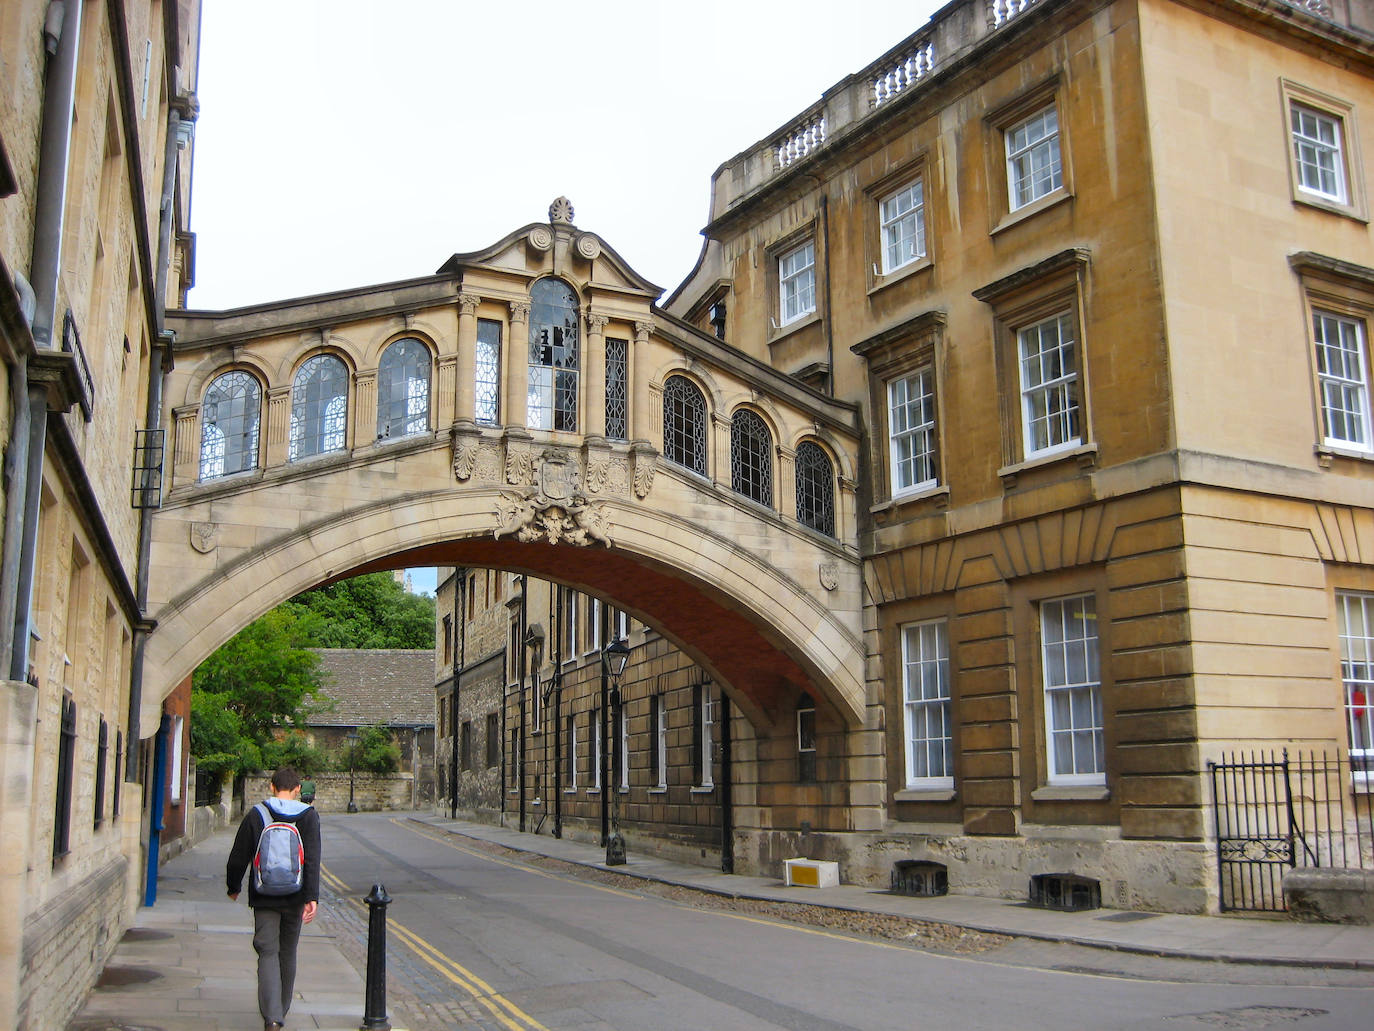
[{"xmin": 308, "ymin": 649, "xmax": 435, "ymax": 728}]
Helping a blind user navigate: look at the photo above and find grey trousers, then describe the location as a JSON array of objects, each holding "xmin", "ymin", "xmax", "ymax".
[{"xmin": 252, "ymin": 905, "xmax": 304, "ymax": 1024}]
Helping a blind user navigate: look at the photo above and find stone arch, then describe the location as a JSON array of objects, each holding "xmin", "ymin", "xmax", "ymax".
[
  {"xmin": 652, "ymin": 357, "xmax": 728, "ymax": 415},
  {"xmin": 790, "ymin": 426, "xmax": 858, "ymax": 484},
  {"xmin": 366, "ymin": 328, "xmax": 440, "ymax": 370},
  {"xmin": 180, "ymin": 352, "xmax": 273, "ymax": 409},
  {"xmin": 142, "ymin": 492, "xmax": 865, "ymax": 737}
]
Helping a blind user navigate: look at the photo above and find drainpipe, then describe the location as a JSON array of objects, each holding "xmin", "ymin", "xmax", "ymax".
[
  {"xmin": 127, "ymin": 99, "xmax": 186, "ymax": 782},
  {"xmin": 552, "ymin": 589, "xmax": 562, "ymax": 839},
  {"xmin": 819, "ymin": 193, "xmax": 835, "ymax": 398},
  {"xmin": 720, "ymin": 694, "xmax": 734, "ymax": 874},
  {"xmin": 449, "ymin": 569, "xmax": 461, "ymax": 819},
  {"xmin": 5, "ymin": 1, "xmax": 81, "ymax": 684},
  {"xmin": 599, "ymin": 605, "xmax": 609, "ymax": 846},
  {"xmin": 518, "ymin": 574, "xmax": 527, "ymax": 832},
  {"xmin": 144, "ymin": 713, "xmax": 170, "ymax": 905}
]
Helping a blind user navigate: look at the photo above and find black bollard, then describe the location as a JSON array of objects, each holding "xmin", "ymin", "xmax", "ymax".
[{"xmin": 361, "ymin": 884, "xmax": 392, "ymax": 1031}]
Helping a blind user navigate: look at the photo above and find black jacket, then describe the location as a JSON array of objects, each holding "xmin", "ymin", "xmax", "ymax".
[{"xmin": 225, "ymin": 798, "xmax": 321, "ymax": 910}]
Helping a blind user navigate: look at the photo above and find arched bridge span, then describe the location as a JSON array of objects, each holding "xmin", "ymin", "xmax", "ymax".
[{"xmin": 148, "ymin": 209, "xmax": 864, "ymax": 737}]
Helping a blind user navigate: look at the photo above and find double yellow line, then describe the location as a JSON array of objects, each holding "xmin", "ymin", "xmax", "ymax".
[{"xmin": 319, "ymin": 864, "xmax": 551, "ymax": 1031}]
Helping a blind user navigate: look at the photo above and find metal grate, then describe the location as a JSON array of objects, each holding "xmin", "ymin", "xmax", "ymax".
[
  {"xmin": 131, "ymin": 429, "xmax": 164, "ymax": 508},
  {"xmin": 663, "ymin": 376, "xmax": 707, "ymax": 475},
  {"xmin": 605, "ymin": 338, "xmax": 627, "ymax": 440},
  {"xmin": 794, "ymin": 441, "xmax": 835, "ymax": 537},
  {"xmin": 730, "ymin": 409, "xmax": 773, "ymax": 506}
]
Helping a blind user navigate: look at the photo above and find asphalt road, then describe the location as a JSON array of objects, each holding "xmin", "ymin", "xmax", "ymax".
[{"xmin": 319, "ymin": 814, "xmax": 1374, "ymax": 1031}]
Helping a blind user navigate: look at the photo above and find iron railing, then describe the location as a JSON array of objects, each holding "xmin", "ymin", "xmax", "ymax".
[{"xmin": 1209, "ymin": 750, "xmax": 1373, "ymax": 912}]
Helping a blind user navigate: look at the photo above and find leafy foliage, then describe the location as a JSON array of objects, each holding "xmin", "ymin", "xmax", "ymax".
[
  {"xmin": 265, "ymin": 731, "xmax": 332, "ymax": 777},
  {"xmin": 284, "ymin": 572, "xmax": 435, "ymax": 649},
  {"xmin": 341, "ymin": 725, "xmax": 401, "ymax": 774}
]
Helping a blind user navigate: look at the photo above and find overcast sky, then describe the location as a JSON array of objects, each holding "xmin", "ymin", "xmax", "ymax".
[{"xmin": 187, "ymin": 0, "xmax": 942, "ymax": 595}]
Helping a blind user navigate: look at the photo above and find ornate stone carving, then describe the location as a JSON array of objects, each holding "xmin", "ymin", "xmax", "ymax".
[
  {"xmin": 586, "ymin": 456, "xmax": 609, "ymax": 494},
  {"xmin": 586, "ymin": 311, "xmax": 609, "ymax": 334},
  {"xmin": 549, "ymin": 196, "xmax": 575, "ymax": 224},
  {"xmin": 509, "ymin": 300, "xmax": 531, "ymax": 322},
  {"xmin": 608, "ymin": 458, "xmax": 630, "ymax": 494},
  {"xmin": 575, "ymin": 232, "xmax": 601, "ymax": 260},
  {"xmin": 190, "ymin": 522, "xmax": 218, "ymax": 554},
  {"xmin": 494, "ymin": 490, "xmax": 611, "ymax": 547},
  {"xmin": 634, "ymin": 320, "xmax": 653, "ymax": 343},
  {"xmin": 452, "ymin": 435, "xmax": 478, "ymax": 481},
  {"xmin": 819, "ymin": 560, "xmax": 839, "ymax": 592},
  {"xmin": 475, "ymin": 443, "xmax": 502, "ymax": 482},
  {"xmin": 534, "ymin": 447, "xmax": 581, "ymax": 500},
  {"xmin": 457, "ymin": 293, "xmax": 481, "ymax": 316},
  {"xmin": 505, "ymin": 438, "xmax": 533, "ymax": 485},
  {"xmin": 632, "ymin": 448, "xmax": 657, "ymax": 499},
  {"xmin": 528, "ymin": 225, "xmax": 553, "ymax": 252}
]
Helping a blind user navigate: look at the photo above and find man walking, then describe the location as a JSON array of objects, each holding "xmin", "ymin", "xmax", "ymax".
[{"xmin": 227, "ymin": 766, "xmax": 321, "ymax": 1031}]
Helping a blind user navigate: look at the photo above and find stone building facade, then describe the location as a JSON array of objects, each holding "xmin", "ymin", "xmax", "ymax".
[
  {"xmin": 0, "ymin": 2, "xmax": 201, "ymax": 1028},
  {"xmin": 666, "ymin": 0, "xmax": 1374, "ymax": 911}
]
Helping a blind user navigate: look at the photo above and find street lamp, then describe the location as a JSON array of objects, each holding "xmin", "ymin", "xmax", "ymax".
[
  {"xmin": 602, "ymin": 638, "xmax": 630, "ymax": 866},
  {"xmin": 346, "ymin": 729, "xmax": 359, "ymax": 813}
]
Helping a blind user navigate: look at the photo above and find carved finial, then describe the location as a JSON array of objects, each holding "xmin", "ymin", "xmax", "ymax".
[{"xmin": 549, "ymin": 196, "xmax": 575, "ymax": 225}]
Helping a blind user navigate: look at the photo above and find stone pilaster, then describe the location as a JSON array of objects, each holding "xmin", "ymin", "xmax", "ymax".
[
  {"xmin": 507, "ymin": 301, "xmax": 530, "ymax": 429},
  {"xmin": 353, "ymin": 370, "xmax": 377, "ymax": 448},
  {"xmin": 711, "ymin": 412, "xmax": 732, "ymax": 490},
  {"xmin": 631, "ymin": 320, "xmax": 652, "ymax": 442},
  {"xmin": 171, "ymin": 404, "xmax": 199, "ymax": 487},
  {"xmin": 265, "ymin": 386, "xmax": 292, "ymax": 466},
  {"xmin": 584, "ymin": 311, "xmax": 609, "ymax": 439},
  {"xmin": 778, "ymin": 445, "xmax": 796, "ymax": 521},
  {"xmin": 455, "ymin": 292, "xmax": 480, "ymax": 425},
  {"xmin": 436, "ymin": 355, "xmax": 458, "ymax": 427}
]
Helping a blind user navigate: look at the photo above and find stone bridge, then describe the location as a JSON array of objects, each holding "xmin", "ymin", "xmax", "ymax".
[{"xmin": 146, "ymin": 204, "xmax": 864, "ymax": 741}]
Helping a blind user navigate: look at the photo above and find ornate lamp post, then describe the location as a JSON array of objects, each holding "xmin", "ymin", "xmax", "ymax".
[
  {"xmin": 346, "ymin": 729, "xmax": 359, "ymax": 813},
  {"xmin": 602, "ymin": 638, "xmax": 630, "ymax": 866}
]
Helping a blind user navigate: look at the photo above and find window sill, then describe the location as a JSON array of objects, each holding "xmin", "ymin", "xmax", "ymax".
[
  {"xmin": 1316, "ymin": 442, "xmax": 1374, "ymax": 467},
  {"xmin": 768, "ymin": 310, "xmax": 820, "ymax": 346},
  {"xmin": 894, "ymin": 786, "xmax": 956, "ymax": 803},
  {"xmin": 1032, "ymin": 784, "xmax": 1110, "ymax": 802},
  {"xmin": 868, "ymin": 256, "xmax": 932, "ymax": 297},
  {"xmin": 649, "ymin": 787, "xmax": 667, "ymax": 796},
  {"xmin": 690, "ymin": 785, "xmax": 715, "ymax": 796},
  {"xmin": 998, "ymin": 441, "xmax": 1098, "ymax": 489},
  {"xmin": 872, "ymin": 484, "xmax": 950, "ymax": 517},
  {"xmin": 991, "ymin": 190, "xmax": 1073, "ymax": 236},
  {"xmin": 1293, "ymin": 192, "xmax": 1368, "ymax": 224}
]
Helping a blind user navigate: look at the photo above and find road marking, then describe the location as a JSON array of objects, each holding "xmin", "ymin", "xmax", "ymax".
[{"xmin": 320, "ymin": 861, "xmax": 552, "ymax": 1031}]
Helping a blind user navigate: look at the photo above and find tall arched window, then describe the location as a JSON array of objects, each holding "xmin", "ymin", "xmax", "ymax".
[
  {"xmin": 376, "ymin": 337, "xmax": 431, "ymax": 440},
  {"xmin": 528, "ymin": 278, "xmax": 579, "ymax": 431},
  {"xmin": 795, "ymin": 440, "xmax": 835, "ymax": 537},
  {"xmin": 663, "ymin": 375, "xmax": 707, "ymax": 475},
  {"xmin": 290, "ymin": 354, "xmax": 349, "ymax": 461},
  {"xmin": 730, "ymin": 408, "xmax": 773, "ymax": 506},
  {"xmin": 199, "ymin": 370, "xmax": 261, "ymax": 481}
]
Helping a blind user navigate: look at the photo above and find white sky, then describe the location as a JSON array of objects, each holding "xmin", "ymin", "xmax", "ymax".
[{"xmin": 187, "ymin": 0, "xmax": 943, "ymax": 596}]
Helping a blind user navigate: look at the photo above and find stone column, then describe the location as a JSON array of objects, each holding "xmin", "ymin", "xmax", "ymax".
[
  {"xmin": 631, "ymin": 320, "xmax": 653, "ymax": 442},
  {"xmin": 711, "ymin": 412, "xmax": 732, "ymax": 490},
  {"xmin": 436, "ymin": 355, "xmax": 458, "ymax": 428},
  {"xmin": 455, "ymin": 292, "xmax": 480, "ymax": 426},
  {"xmin": 265, "ymin": 385, "xmax": 292, "ymax": 465},
  {"xmin": 171, "ymin": 404, "xmax": 200, "ymax": 486},
  {"xmin": 353, "ymin": 370, "xmax": 377, "ymax": 448},
  {"xmin": 778, "ymin": 445, "xmax": 797, "ymax": 521},
  {"xmin": 584, "ymin": 311, "xmax": 609, "ymax": 439},
  {"xmin": 507, "ymin": 301, "xmax": 530, "ymax": 429}
]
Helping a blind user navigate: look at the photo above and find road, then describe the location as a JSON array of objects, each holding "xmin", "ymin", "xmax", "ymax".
[{"xmin": 319, "ymin": 814, "xmax": 1373, "ymax": 1031}]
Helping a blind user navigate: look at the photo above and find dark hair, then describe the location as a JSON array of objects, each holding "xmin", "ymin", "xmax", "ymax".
[{"xmin": 270, "ymin": 767, "xmax": 301, "ymax": 792}]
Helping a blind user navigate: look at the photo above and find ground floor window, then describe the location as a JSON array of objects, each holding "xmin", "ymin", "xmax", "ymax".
[
  {"xmin": 1040, "ymin": 594, "xmax": 1103, "ymax": 785},
  {"xmin": 1337, "ymin": 591, "xmax": 1374, "ymax": 777}
]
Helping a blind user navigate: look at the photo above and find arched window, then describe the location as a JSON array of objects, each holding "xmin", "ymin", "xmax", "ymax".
[
  {"xmin": 376, "ymin": 337, "xmax": 431, "ymax": 440},
  {"xmin": 290, "ymin": 354, "xmax": 348, "ymax": 461},
  {"xmin": 528, "ymin": 278, "xmax": 579, "ymax": 431},
  {"xmin": 730, "ymin": 408, "xmax": 773, "ymax": 506},
  {"xmin": 795, "ymin": 441, "xmax": 835, "ymax": 537},
  {"xmin": 199, "ymin": 370, "xmax": 261, "ymax": 481},
  {"xmin": 662, "ymin": 375, "xmax": 707, "ymax": 475}
]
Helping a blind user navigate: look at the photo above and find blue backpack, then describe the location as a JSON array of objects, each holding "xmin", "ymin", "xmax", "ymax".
[{"xmin": 251, "ymin": 803, "xmax": 306, "ymax": 896}]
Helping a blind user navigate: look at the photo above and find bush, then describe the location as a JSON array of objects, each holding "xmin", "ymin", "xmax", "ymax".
[
  {"xmin": 264, "ymin": 732, "xmax": 332, "ymax": 777},
  {"xmin": 339, "ymin": 725, "xmax": 401, "ymax": 774}
]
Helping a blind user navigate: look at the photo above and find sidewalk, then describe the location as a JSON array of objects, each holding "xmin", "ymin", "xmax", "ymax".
[
  {"xmin": 66, "ymin": 827, "xmax": 417, "ymax": 1031},
  {"xmin": 69, "ymin": 815, "xmax": 1374, "ymax": 1031}
]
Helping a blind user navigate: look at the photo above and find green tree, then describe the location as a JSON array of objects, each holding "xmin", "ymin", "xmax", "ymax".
[
  {"xmin": 284, "ymin": 572, "xmax": 435, "ymax": 649},
  {"xmin": 341, "ymin": 725, "xmax": 401, "ymax": 774},
  {"xmin": 190, "ymin": 607, "xmax": 326, "ymax": 775}
]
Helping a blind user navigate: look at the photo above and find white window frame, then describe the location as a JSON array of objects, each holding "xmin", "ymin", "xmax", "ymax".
[
  {"xmin": 1018, "ymin": 312, "xmax": 1081, "ymax": 458},
  {"xmin": 778, "ymin": 241, "xmax": 816, "ymax": 326},
  {"xmin": 653, "ymin": 693, "xmax": 667, "ymax": 790},
  {"xmin": 1337, "ymin": 591, "xmax": 1373, "ymax": 781},
  {"xmin": 565, "ymin": 713, "xmax": 577, "ymax": 792},
  {"xmin": 619, "ymin": 703, "xmax": 630, "ymax": 793},
  {"xmin": 590, "ymin": 707, "xmax": 602, "ymax": 793},
  {"xmin": 888, "ymin": 368, "xmax": 937, "ymax": 495},
  {"xmin": 880, "ymin": 180, "xmax": 926, "ymax": 274},
  {"xmin": 1040, "ymin": 593, "xmax": 1104, "ymax": 786},
  {"xmin": 901, "ymin": 619, "xmax": 953, "ymax": 790},
  {"xmin": 1313, "ymin": 310, "xmax": 1371, "ymax": 452},
  {"xmin": 1005, "ymin": 104, "xmax": 1062, "ymax": 211},
  {"xmin": 698, "ymin": 691, "xmax": 715, "ymax": 790},
  {"xmin": 1291, "ymin": 101, "xmax": 1347, "ymax": 204}
]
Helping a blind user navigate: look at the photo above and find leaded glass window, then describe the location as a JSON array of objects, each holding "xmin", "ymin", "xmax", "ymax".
[
  {"xmin": 528, "ymin": 278, "xmax": 579, "ymax": 431},
  {"xmin": 199, "ymin": 370, "xmax": 261, "ymax": 481},
  {"xmin": 730, "ymin": 408, "xmax": 773, "ymax": 506},
  {"xmin": 475, "ymin": 318, "xmax": 501, "ymax": 425},
  {"xmin": 795, "ymin": 441, "xmax": 835, "ymax": 537},
  {"xmin": 376, "ymin": 337, "xmax": 430, "ymax": 440},
  {"xmin": 663, "ymin": 375, "xmax": 707, "ymax": 475},
  {"xmin": 605, "ymin": 337, "xmax": 628, "ymax": 440},
  {"xmin": 290, "ymin": 354, "xmax": 349, "ymax": 461}
]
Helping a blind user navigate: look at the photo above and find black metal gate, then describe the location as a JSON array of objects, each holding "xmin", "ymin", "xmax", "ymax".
[{"xmin": 1209, "ymin": 750, "xmax": 1373, "ymax": 912}]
